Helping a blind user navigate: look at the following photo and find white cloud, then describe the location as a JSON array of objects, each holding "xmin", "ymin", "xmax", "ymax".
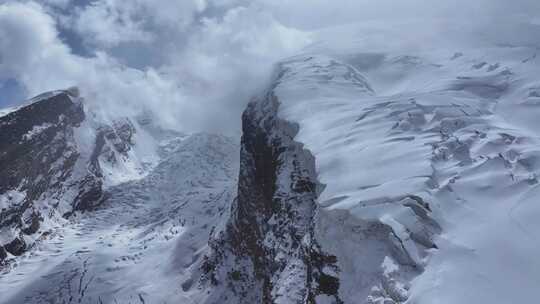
[
  {"xmin": 0, "ymin": 2, "xmax": 183, "ymax": 127},
  {"xmin": 42, "ymin": 0, "xmax": 71, "ymax": 9},
  {"xmin": 72, "ymin": 0, "xmax": 152, "ymax": 47},
  {"xmin": 164, "ymin": 4, "xmax": 311, "ymax": 131},
  {"xmin": 0, "ymin": 2, "xmax": 69, "ymax": 81},
  {"xmin": 0, "ymin": 1, "xmax": 311, "ymax": 133},
  {"xmin": 70, "ymin": 0, "xmax": 210, "ymax": 48},
  {"xmin": 2, "ymin": 0, "xmax": 539, "ymax": 133}
]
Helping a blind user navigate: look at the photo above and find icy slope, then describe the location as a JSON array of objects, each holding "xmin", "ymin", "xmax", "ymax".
[
  {"xmin": 196, "ymin": 20, "xmax": 540, "ymax": 303},
  {"xmin": 267, "ymin": 24, "xmax": 540, "ymax": 303},
  {"xmin": 0, "ymin": 90, "xmax": 162, "ymax": 265},
  {"xmin": 0, "ymin": 133, "xmax": 238, "ymax": 303}
]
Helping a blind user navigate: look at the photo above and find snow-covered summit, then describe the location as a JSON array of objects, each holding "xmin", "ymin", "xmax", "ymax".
[{"xmin": 265, "ymin": 23, "xmax": 540, "ymax": 303}]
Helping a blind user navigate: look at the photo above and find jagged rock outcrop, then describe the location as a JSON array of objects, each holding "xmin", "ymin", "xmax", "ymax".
[
  {"xmin": 0, "ymin": 90, "xmax": 90, "ymax": 260},
  {"xmin": 200, "ymin": 55, "xmax": 444, "ymax": 304},
  {"xmin": 0, "ymin": 90, "xmax": 141, "ymax": 264},
  {"xmin": 200, "ymin": 91, "xmax": 343, "ymax": 304},
  {"xmin": 0, "ymin": 132, "xmax": 239, "ymax": 304}
]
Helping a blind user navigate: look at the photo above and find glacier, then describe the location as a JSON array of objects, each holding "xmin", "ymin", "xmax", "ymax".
[{"xmin": 270, "ymin": 22, "xmax": 540, "ymax": 303}]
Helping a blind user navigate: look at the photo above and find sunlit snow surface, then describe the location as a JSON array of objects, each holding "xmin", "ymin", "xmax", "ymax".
[{"xmin": 274, "ymin": 21, "xmax": 540, "ymax": 304}]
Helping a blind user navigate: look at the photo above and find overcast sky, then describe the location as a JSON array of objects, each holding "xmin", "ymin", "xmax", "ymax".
[{"xmin": 0, "ymin": 0, "xmax": 539, "ymax": 133}]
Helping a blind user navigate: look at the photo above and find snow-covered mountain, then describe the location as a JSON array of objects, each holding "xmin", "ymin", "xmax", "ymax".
[
  {"xmin": 198, "ymin": 24, "xmax": 540, "ymax": 304},
  {"xmin": 0, "ymin": 91, "xmax": 239, "ymax": 303},
  {"xmin": 0, "ymin": 89, "xmax": 160, "ymax": 262},
  {"xmin": 2, "ymin": 21, "xmax": 540, "ymax": 304}
]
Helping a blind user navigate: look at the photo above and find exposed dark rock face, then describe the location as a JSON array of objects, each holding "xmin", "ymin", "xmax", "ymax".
[
  {"xmin": 0, "ymin": 246, "xmax": 6, "ymax": 262},
  {"xmin": 72, "ymin": 176, "xmax": 105, "ymax": 212},
  {"xmin": 0, "ymin": 91, "xmax": 106, "ymax": 263},
  {"xmin": 199, "ymin": 56, "xmax": 443, "ymax": 304},
  {"xmin": 0, "ymin": 91, "xmax": 84, "ymax": 197},
  {"xmin": 3, "ymin": 237, "xmax": 26, "ymax": 256},
  {"xmin": 98, "ymin": 118, "xmax": 136, "ymax": 158},
  {"xmin": 201, "ymin": 92, "xmax": 342, "ymax": 304},
  {"xmin": 0, "ymin": 91, "xmax": 85, "ymax": 261},
  {"xmin": 0, "ymin": 90, "xmax": 150, "ymax": 266}
]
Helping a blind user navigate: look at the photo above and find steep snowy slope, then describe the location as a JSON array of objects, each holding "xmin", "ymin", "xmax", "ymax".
[
  {"xmin": 286, "ymin": 33, "xmax": 540, "ymax": 304},
  {"xmin": 0, "ymin": 90, "xmax": 165, "ymax": 264},
  {"xmin": 202, "ymin": 22, "xmax": 540, "ymax": 304},
  {"xmin": 0, "ymin": 132, "xmax": 238, "ymax": 303}
]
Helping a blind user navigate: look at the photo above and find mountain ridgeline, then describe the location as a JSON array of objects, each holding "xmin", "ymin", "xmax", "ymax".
[{"xmin": 2, "ymin": 37, "xmax": 540, "ymax": 303}]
